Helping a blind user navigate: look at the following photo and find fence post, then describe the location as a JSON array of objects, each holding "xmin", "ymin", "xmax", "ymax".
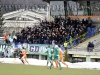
[{"xmin": 86, "ymin": 55, "xmax": 91, "ymax": 62}]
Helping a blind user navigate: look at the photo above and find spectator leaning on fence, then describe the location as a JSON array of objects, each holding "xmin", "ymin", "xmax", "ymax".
[
  {"xmin": 87, "ymin": 42, "xmax": 94, "ymax": 52},
  {"xmin": 91, "ymin": 42, "xmax": 94, "ymax": 52}
]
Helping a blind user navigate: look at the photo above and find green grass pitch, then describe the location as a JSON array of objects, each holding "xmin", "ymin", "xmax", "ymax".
[{"xmin": 0, "ymin": 63, "xmax": 100, "ymax": 75}]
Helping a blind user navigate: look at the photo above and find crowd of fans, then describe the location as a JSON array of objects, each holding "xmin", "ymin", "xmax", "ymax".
[
  {"xmin": 4, "ymin": 17, "xmax": 93, "ymax": 46},
  {"xmin": 11, "ymin": 17, "xmax": 92, "ymax": 45}
]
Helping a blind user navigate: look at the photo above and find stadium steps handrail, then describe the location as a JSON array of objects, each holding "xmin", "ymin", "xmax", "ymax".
[{"xmin": 68, "ymin": 24, "xmax": 100, "ymax": 50}]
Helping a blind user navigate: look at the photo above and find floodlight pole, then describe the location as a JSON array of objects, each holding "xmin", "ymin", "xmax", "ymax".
[
  {"xmin": 87, "ymin": 0, "xmax": 91, "ymax": 16},
  {"xmin": 47, "ymin": 3, "xmax": 51, "ymax": 22},
  {"xmin": 64, "ymin": 0, "xmax": 68, "ymax": 19},
  {"xmin": 76, "ymin": 1, "xmax": 78, "ymax": 16}
]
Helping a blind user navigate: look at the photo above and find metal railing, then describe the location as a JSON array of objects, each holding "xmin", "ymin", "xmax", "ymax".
[
  {"xmin": 67, "ymin": 24, "xmax": 100, "ymax": 51},
  {"xmin": 68, "ymin": 47, "xmax": 100, "ymax": 52}
]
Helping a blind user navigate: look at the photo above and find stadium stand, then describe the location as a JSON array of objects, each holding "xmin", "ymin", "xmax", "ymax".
[
  {"xmin": 3, "ymin": 16, "xmax": 100, "ymax": 48},
  {"xmin": 1, "ymin": 0, "xmax": 100, "ymax": 61},
  {"xmin": 13, "ymin": 17, "xmax": 91, "ymax": 45},
  {"xmin": 9, "ymin": 16, "xmax": 100, "ymax": 52}
]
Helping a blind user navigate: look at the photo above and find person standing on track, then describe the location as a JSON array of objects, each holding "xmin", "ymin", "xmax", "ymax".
[
  {"xmin": 19, "ymin": 51, "xmax": 25, "ymax": 64},
  {"xmin": 49, "ymin": 42, "xmax": 62, "ymax": 70},
  {"xmin": 46, "ymin": 45, "xmax": 52, "ymax": 68},
  {"xmin": 21, "ymin": 47, "xmax": 29, "ymax": 65},
  {"xmin": 58, "ymin": 45, "xmax": 68, "ymax": 68}
]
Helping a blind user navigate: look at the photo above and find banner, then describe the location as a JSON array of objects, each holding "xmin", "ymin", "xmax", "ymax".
[
  {"xmin": 0, "ymin": 43, "xmax": 14, "ymax": 57},
  {"xmin": 50, "ymin": 1, "xmax": 65, "ymax": 16},
  {"xmin": 28, "ymin": 44, "xmax": 53, "ymax": 55},
  {"xmin": 0, "ymin": 44, "xmax": 9, "ymax": 52}
]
